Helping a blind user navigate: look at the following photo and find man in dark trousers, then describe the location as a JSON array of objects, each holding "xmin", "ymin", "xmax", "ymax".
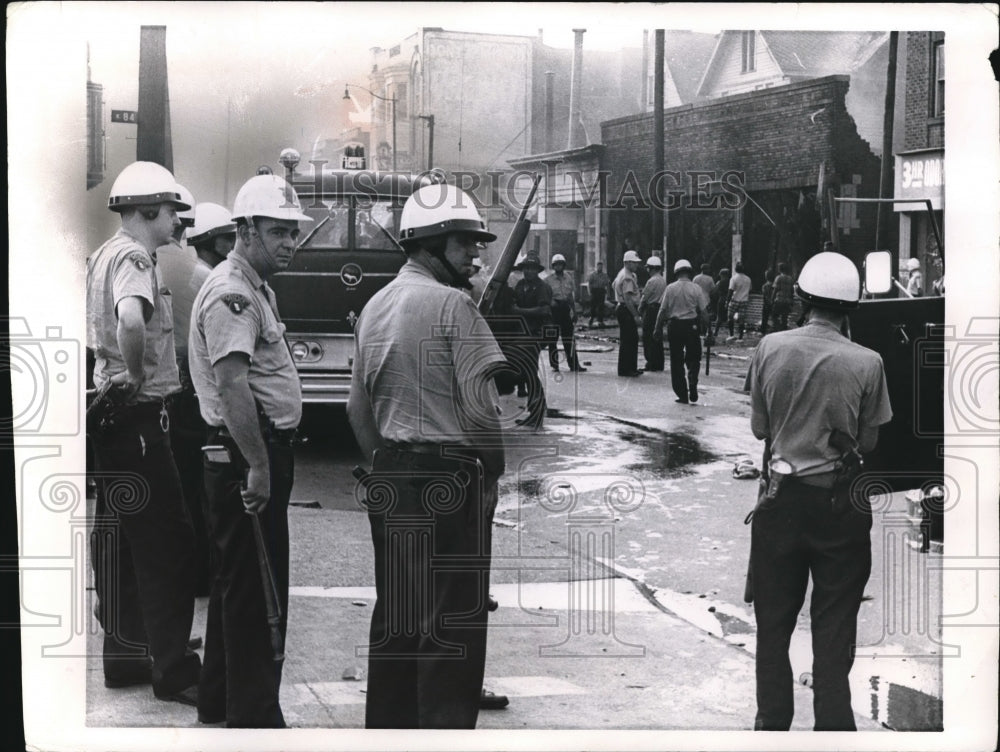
[
  {"xmin": 188, "ymin": 174, "xmax": 312, "ymax": 728},
  {"xmin": 744, "ymin": 251, "xmax": 892, "ymax": 731},
  {"xmin": 348, "ymin": 183, "xmax": 506, "ymax": 729},
  {"xmin": 86, "ymin": 161, "xmax": 201, "ymax": 707},
  {"xmin": 639, "ymin": 255, "xmax": 666, "ymax": 371},
  {"xmin": 771, "ymin": 262, "xmax": 795, "ymax": 331},
  {"xmin": 545, "ymin": 253, "xmax": 585, "ymax": 372},
  {"xmin": 655, "ymin": 259, "xmax": 709, "ymax": 403},
  {"xmin": 613, "ymin": 250, "xmax": 643, "ymax": 377},
  {"xmin": 587, "ymin": 261, "xmax": 610, "ymax": 327},
  {"xmin": 511, "ymin": 252, "xmax": 554, "ymax": 428}
]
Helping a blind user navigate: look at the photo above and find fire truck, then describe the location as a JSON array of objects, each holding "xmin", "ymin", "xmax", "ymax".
[{"xmin": 270, "ymin": 147, "xmax": 446, "ymax": 403}]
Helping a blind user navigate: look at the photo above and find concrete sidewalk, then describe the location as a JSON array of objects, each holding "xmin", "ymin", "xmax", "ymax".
[{"xmin": 85, "ymin": 505, "xmax": 885, "ymax": 732}]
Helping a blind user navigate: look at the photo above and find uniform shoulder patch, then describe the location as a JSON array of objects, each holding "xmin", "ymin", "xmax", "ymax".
[
  {"xmin": 125, "ymin": 250, "xmax": 151, "ymax": 272},
  {"xmin": 221, "ymin": 292, "xmax": 251, "ymax": 314}
]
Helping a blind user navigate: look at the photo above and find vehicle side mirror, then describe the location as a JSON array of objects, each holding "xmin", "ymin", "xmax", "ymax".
[{"xmin": 864, "ymin": 251, "xmax": 892, "ymax": 295}]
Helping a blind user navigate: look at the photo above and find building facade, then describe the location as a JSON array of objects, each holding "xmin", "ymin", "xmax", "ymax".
[{"xmin": 895, "ymin": 31, "xmax": 945, "ymax": 294}]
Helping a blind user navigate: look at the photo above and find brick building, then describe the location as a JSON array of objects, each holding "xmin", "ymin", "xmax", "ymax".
[
  {"xmin": 600, "ymin": 74, "xmax": 884, "ymax": 289},
  {"xmin": 894, "ymin": 31, "xmax": 945, "ymax": 294}
]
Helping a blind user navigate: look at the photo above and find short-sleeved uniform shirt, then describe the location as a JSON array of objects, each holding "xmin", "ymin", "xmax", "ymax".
[
  {"xmin": 728, "ymin": 272, "xmax": 752, "ymax": 303},
  {"xmin": 744, "ymin": 319, "xmax": 893, "ymax": 476},
  {"xmin": 188, "ymin": 252, "xmax": 302, "ymax": 430},
  {"xmin": 613, "ymin": 268, "xmax": 640, "ymax": 311},
  {"xmin": 156, "ymin": 238, "xmax": 200, "ymax": 360},
  {"xmin": 640, "ymin": 274, "xmax": 666, "ymax": 309},
  {"xmin": 86, "ymin": 228, "xmax": 180, "ymax": 400},
  {"xmin": 545, "ymin": 271, "xmax": 576, "ymax": 305},
  {"xmin": 659, "ymin": 279, "xmax": 709, "ymax": 323},
  {"xmin": 352, "ymin": 261, "xmax": 505, "ymax": 445}
]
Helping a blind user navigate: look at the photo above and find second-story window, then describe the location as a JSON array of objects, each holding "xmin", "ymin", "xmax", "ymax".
[
  {"xmin": 932, "ymin": 40, "xmax": 944, "ymax": 117},
  {"xmin": 741, "ymin": 31, "xmax": 756, "ymax": 73}
]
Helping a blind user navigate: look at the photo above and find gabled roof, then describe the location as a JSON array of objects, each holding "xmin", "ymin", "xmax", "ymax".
[
  {"xmin": 696, "ymin": 30, "xmax": 889, "ymax": 97},
  {"xmin": 761, "ymin": 30, "xmax": 889, "ymax": 77},
  {"xmin": 663, "ymin": 30, "xmax": 719, "ymax": 103}
]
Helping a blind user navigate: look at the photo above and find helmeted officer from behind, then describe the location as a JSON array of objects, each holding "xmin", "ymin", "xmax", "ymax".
[
  {"xmin": 639, "ymin": 255, "xmax": 666, "ymax": 372},
  {"xmin": 347, "ymin": 182, "xmax": 506, "ymax": 728},
  {"xmin": 613, "ymin": 250, "xmax": 643, "ymax": 377},
  {"xmin": 188, "ymin": 174, "xmax": 312, "ymax": 728},
  {"xmin": 86, "ymin": 161, "xmax": 201, "ymax": 706},
  {"xmin": 655, "ymin": 259, "xmax": 709, "ymax": 403},
  {"xmin": 744, "ymin": 252, "xmax": 892, "ymax": 731},
  {"xmin": 156, "ymin": 185, "xmax": 215, "ymax": 598}
]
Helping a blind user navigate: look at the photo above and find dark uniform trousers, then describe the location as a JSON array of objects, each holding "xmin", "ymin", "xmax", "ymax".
[
  {"xmin": 548, "ymin": 300, "xmax": 580, "ymax": 370},
  {"xmin": 588, "ymin": 288, "xmax": 606, "ymax": 326},
  {"xmin": 90, "ymin": 402, "xmax": 201, "ymax": 695},
  {"xmin": 641, "ymin": 306, "xmax": 665, "ymax": 371},
  {"xmin": 616, "ymin": 304, "xmax": 640, "ymax": 375},
  {"xmin": 666, "ymin": 319, "xmax": 702, "ymax": 401},
  {"xmin": 198, "ymin": 424, "xmax": 294, "ymax": 728},
  {"xmin": 365, "ymin": 446, "xmax": 493, "ymax": 729},
  {"xmin": 750, "ymin": 478, "xmax": 872, "ymax": 731},
  {"xmin": 167, "ymin": 383, "xmax": 212, "ymax": 596}
]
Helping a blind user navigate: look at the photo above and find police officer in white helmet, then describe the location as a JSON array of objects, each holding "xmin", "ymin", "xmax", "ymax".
[
  {"xmin": 743, "ymin": 251, "xmax": 892, "ymax": 730},
  {"xmin": 188, "ymin": 174, "xmax": 312, "ymax": 728},
  {"xmin": 86, "ymin": 161, "xmax": 202, "ymax": 707},
  {"xmin": 348, "ymin": 182, "xmax": 507, "ymax": 728}
]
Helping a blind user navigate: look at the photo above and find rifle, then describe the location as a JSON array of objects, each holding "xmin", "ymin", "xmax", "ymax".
[
  {"xmin": 704, "ymin": 333, "xmax": 714, "ymax": 375},
  {"xmin": 478, "ymin": 174, "xmax": 542, "ymax": 316},
  {"xmin": 743, "ymin": 439, "xmax": 772, "ymax": 604},
  {"xmin": 251, "ymin": 510, "xmax": 285, "ymax": 663}
]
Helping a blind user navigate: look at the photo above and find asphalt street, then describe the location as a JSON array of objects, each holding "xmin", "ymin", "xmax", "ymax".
[{"xmin": 85, "ymin": 324, "xmax": 943, "ymax": 735}]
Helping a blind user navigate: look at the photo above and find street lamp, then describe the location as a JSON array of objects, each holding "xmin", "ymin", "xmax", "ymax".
[
  {"xmin": 417, "ymin": 114, "xmax": 435, "ymax": 171},
  {"xmin": 344, "ymin": 83, "xmax": 396, "ymax": 172}
]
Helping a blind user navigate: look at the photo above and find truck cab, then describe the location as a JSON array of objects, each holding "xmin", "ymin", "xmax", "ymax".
[{"xmin": 270, "ymin": 148, "xmax": 445, "ymax": 403}]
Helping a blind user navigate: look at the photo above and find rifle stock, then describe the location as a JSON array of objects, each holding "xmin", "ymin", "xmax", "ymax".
[{"xmin": 478, "ymin": 174, "xmax": 542, "ymax": 316}]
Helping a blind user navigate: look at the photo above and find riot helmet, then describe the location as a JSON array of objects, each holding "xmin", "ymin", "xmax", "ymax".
[
  {"xmin": 108, "ymin": 161, "xmax": 191, "ymax": 212},
  {"xmin": 795, "ymin": 252, "xmax": 860, "ymax": 310}
]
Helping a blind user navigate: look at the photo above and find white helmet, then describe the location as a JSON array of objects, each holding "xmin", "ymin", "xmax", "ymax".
[
  {"xmin": 175, "ymin": 184, "xmax": 196, "ymax": 226},
  {"xmin": 795, "ymin": 252, "xmax": 860, "ymax": 310},
  {"xmin": 906, "ymin": 257, "xmax": 921, "ymax": 271},
  {"xmin": 623, "ymin": 250, "xmax": 641, "ymax": 263},
  {"xmin": 645, "ymin": 256, "xmax": 662, "ymax": 267},
  {"xmin": 399, "ymin": 183, "xmax": 496, "ymax": 245},
  {"xmin": 551, "ymin": 253, "xmax": 567, "ymax": 265},
  {"xmin": 187, "ymin": 203, "xmax": 237, "ymax": 246},
  {"xmin": 673, "ymin": 259, "xmax": 692, "ymax": 273},
  {"xmin": 231, "ymin": 175, "xmax": 312, "ymax": 223},
  {"xmin": 108, "ymin": 161, "xmax": 191, "ymax": 212}
]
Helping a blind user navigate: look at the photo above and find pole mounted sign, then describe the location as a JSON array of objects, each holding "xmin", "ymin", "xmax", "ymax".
[{"xmin": 111, "ymin": 110, "xmax": 139, "ymax": 124}]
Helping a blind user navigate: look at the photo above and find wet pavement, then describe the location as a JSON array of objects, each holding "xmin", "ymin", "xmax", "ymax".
[{"xmin": 80, "ymin": 322, "xmax": 943, "ymax": 737}]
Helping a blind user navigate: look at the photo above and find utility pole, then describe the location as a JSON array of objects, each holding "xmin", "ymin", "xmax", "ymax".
[
  {"xmin": 136, "ymin": 25, "xmax": 172, "ymax": 170},
  {"xmin": 876, "ymin": 31, "xmax": 899, "ymax": 253},
  {"xmin": 653, "ymin": 29, "xmax": 665, "ymax": 261},
  {"xmin": 418, "ymin": 114, "xmax": 435, "ymax": 170}
]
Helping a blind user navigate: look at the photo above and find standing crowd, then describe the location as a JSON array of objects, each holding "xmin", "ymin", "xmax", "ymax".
[{"xmin": 87, "ymin": 160, "xmax": 892, "ymax": 732}]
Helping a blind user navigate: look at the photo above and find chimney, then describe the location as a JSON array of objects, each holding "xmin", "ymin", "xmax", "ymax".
[
  {"xmin": 567, "ymin": 28, "xmax": 586, "ymax": 149},
  {"xmin": 545, "ymin": 71, "xmax": 555, "ymax": 153},
  {"xmin": 137, "ymin": 25, "xmax": 173, "ymax": 170}
]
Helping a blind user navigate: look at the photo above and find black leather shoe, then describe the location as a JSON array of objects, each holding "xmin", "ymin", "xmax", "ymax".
[
  {"xmin": 689, "ymin": 390, "xmax": 698, "ymax": 403},
  {"xmin": 675, "ymin": 398, "xmax": 689, "ymax": 404},
  {"xmin": 620, "ymin": 370, "xmax": 643, "ymax": 377},
  {"xmin": 156, "ymin": 684, "xmax": 199, "ymax": 707},
  {"xmin": 481, "ymin": 689, "xmax": 509, "ymax": 710}
]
